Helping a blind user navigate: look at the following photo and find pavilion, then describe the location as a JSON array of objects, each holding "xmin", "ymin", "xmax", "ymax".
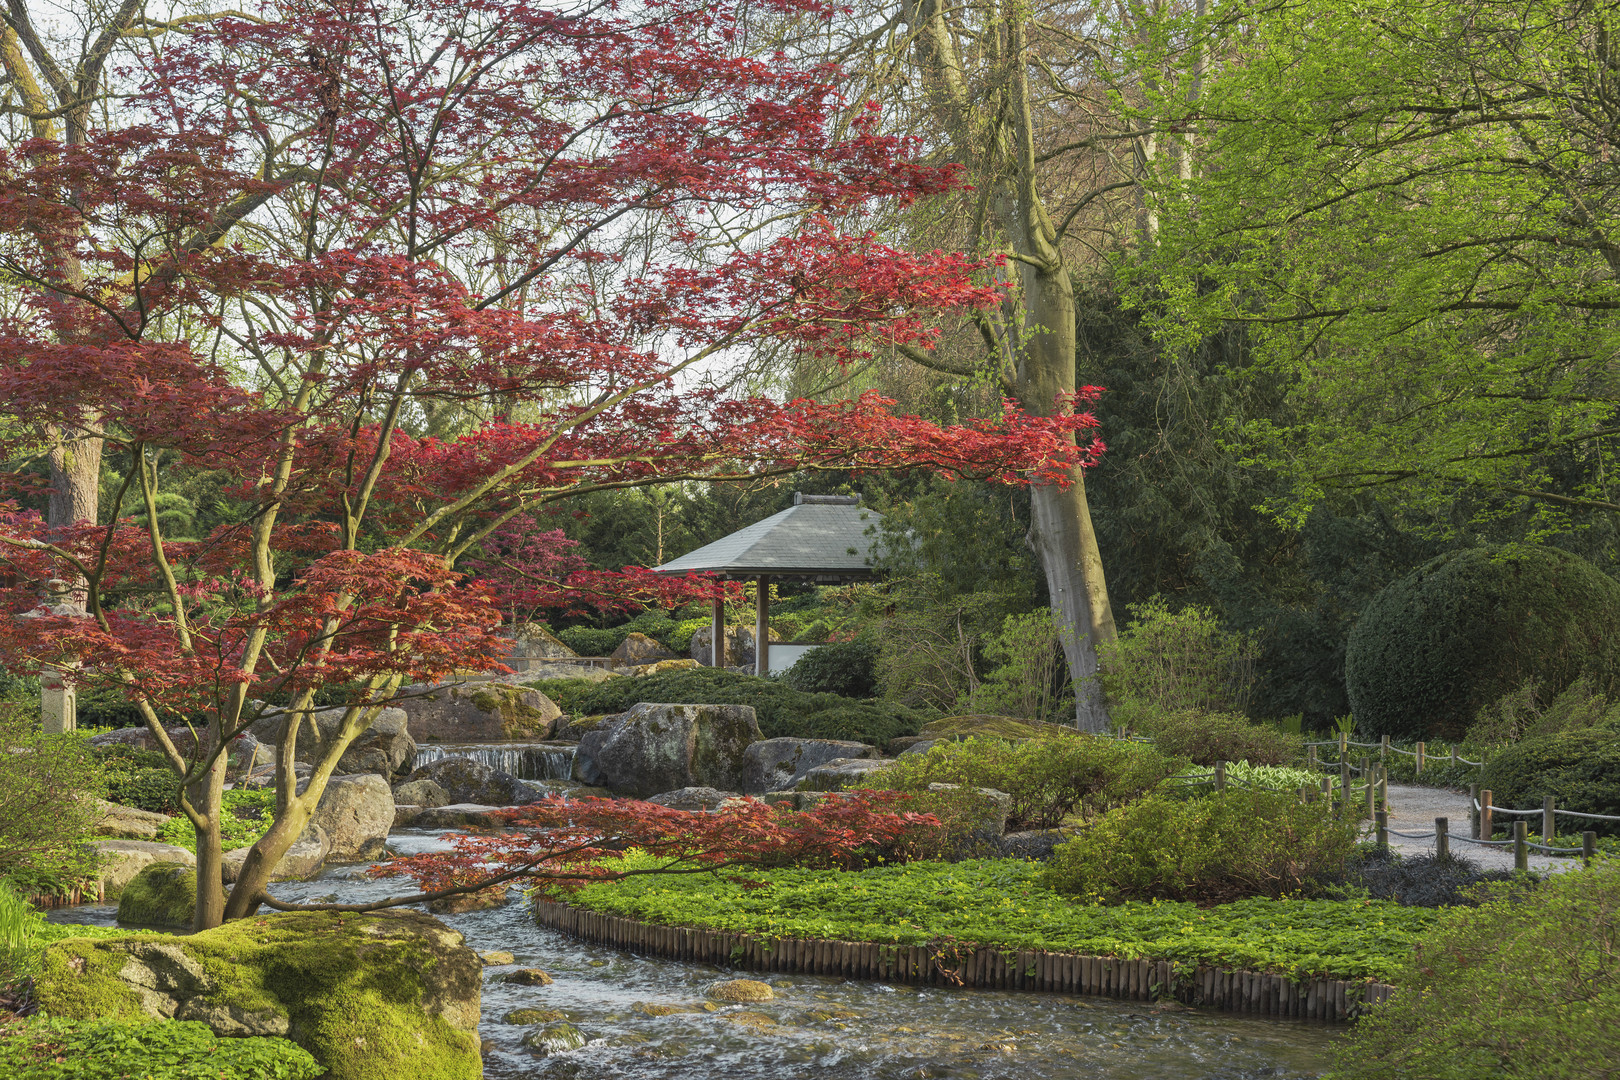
[{"xmin": 651, "ymin": 493, "xmax": 883, "ymax": 675}]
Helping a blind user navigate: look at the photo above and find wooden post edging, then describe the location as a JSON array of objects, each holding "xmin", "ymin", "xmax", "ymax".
[{"xmin": 530, "ymin": 899, "xmax": 1393, "ymax": 1023}]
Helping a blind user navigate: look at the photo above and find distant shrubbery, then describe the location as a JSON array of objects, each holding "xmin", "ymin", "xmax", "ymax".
[
  {"xmin": 783, "ymin": 639, "xmax": 878, "ymax": 698},
  {"xmin": 0, "ymin": 708, "xmax": 104, "ymax": 898},
  {"xmin": 1042, "ymin": 790, "xmax": 1358, "ymax": 904},
  {"xmin": 532, "ymin": 667, "xmax": 927, "ymax": 745},
  {"xmin": 868, "ymin": 735, "xmax": 1182, "ymax": 830},
  {"xmin": 1124, "ymin": 707, "xmax": 1301, "ymax": 766},
  {"xmin": 1099, "ymin": 598, "xmax": 1260, "ymax": 720},
  {"xmin": 1480, "ymin": 729, "xmax": 1620, "ymax": 836}
]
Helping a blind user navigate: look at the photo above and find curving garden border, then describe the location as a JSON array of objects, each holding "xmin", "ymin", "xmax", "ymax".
[{"xmin": 533, "ymin": 898, "xmax": 1394, "ymax": 1023}]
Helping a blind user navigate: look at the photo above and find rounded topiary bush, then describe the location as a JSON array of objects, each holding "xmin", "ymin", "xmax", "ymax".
[
  {"xmin": 1479, "ymin": 729, "xmax": 1620, "ymax": 836},
  {"xmin": 782, "ymin": 639, "xmax": 877, "ymax": 698},
  {"xmin": 1345, "ymin": 545, "xmax": 1620, "ymax": 740}
]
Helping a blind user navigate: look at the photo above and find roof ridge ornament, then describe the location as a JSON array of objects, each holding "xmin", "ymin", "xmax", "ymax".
[{"xmin": 793, "ymin": 492, "xmax": 860, "ymax": 505}]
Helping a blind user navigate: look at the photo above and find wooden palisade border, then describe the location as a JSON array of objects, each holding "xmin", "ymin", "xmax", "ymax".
[{"xmin": 533, "ymin": 899, "xmax": 1393, "ymax": 1023}]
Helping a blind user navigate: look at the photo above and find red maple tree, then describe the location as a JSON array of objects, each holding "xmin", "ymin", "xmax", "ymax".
[{"xmin": 0, "ymin": 0, "xmax": 1103, "ymax": 928}]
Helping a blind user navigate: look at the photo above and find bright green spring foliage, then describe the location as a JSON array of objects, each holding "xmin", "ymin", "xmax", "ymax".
[
  {"xmin": 155, "ymin": 789, "xmax": 276, "ymax": 853},
  {"xmin": 866, "ymin": 734, "xmax": 1183, "ymax": 829},
  {"xmin": 0, "ymin": 1018, "xmax": 321, "ymax": 1080},
  {"xmin": 1042, "ymin": 791, "xmax": 1360, "ymax": 905},
  {"xmin": 1099, "ymin": 598, "xmax": 1260, "ymax": 719},
  {"xmin": 1133, "ymin": 0, "xmax": 1620, "ymax": 528},
  {"xmin": 1329, "ymin": 858, "xmax": 1620, "ymax": 1080},
  {"xmin": 560, "ymin": 854, "xmax": 1434, "ymax": 983}
]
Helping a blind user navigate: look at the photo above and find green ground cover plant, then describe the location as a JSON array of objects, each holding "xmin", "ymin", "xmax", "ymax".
[
  {"xmin": 531, "ymin": 667, "xmax": 928, "ymax": 745},
  {"xmin": 553, "ymin": 854, "xmax": 1435, "ymax": 982},
  {"xmin": 1328, "ymin": 857, "xmax": 1620, "ymax": 1080},
  {"xmin": 1042, "ymin": 790, "xmax": 1360, "ymax": 904},
  {"xmin": 1174, "ymin": 761, "xmax": 1321, "ymax": 793},
  {"xmin": 866, "ymin": 734, "xmax": 1182, "ymax": 829},
  {"xmin": 155, "ymin": 790, "xmax": 275, "ymax": 854},
  {"xmin": 0, "ymin": 1018, "xmax": 322, "ymax": 1080}
]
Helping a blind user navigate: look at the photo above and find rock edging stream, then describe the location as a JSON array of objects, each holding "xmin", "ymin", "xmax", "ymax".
[{"xmin": 532, "ymin": 898, "xmax": 1394, "ymax": 1023}]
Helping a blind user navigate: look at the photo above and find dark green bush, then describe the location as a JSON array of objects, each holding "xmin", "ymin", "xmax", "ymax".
[
  {"xmin": 531, "ymin": 667, "xmax": 926, "ymax": 745},
  {"xmin": 867, "ymin": 734, "xmax": 1183, "ymax": 830},
  {"xmin": 1042, "ymin": 790, "xmax": 1359, "ymax": 904},
  {"xmin": 1334, "ymin": 848, "xmax": 1518, "ymax": 908},
  {"xmin": 1126, "ymin": 707, "xmax": 1302, "ymax": 766},
  {"xmin": 1345, "ymin": 545, "xmax": 1620, "ymax": 741},
  {"xmin": 1328, "ymin": 858, "xmax": 1620, "ymax": 1080},
  {"xmin": 74, "ymin": 686, "xmax": 201, "ymax": 731},
  {"xmin": 554, "ymin": 626, "xmax": 630, "ymax": 657},
  {"xmin": 0, "ymin": 1018, "xmax": 322, "ymax": 1080},
  {"xmin": 782, "ymin": 640, "xmax": 878, "ymax": 698},
  {"xmin": 1479, "ymin": 729, "xmax": 1620, "ymax": 836}
]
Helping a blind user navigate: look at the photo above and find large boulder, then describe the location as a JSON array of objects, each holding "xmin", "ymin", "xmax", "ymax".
[
  {"xmin": 116, "ymin": 862, "xmax": 196, "ymax": 928},
  {"xmin": 88, "ymin": 725, "xmax": 200, "ymax": 756},
  {"xmin": 644, "ymin": 786, "xmax": 741, "ymax": 811},
  {"xmin": 35, "ymin": 910, "xmax": 483, "ymax": 1080},
  {"xmin": 410, "ymin": 804, "xmax": 510, "ymax": 830},
  {"xmin": 740, "ymin": 737, "xmax": 882, "ymax": 794},
  {"xmin": 220, "ymin": 826, "xmax": 329, "ymax": 884},
  {"xmin": 610, "ymin": 632, "xmax": 678, "ymax": 666},
  {"xmin": 503, "ymin": 625, "xmax": 578, "ymax": 675},
  {"xmin": 88, "ymin": 798, "xmax": 173, "ymax": 841},
  {"xmin": 295, "ymin": 774, "xmax": 395, "ymax": 862},
  {"xmin": 799, "ymin": 757, "xmax": 890, "ymax": 791},
  {"xmin": 403, "ymin": 755, "xmax": 542, "ymax": 807},
  {"xmin": 389, "ymin": 679, "xmax": 562, "ymax": 742},
  {"xmin": 89, "ymin": 839, "xmax": 195, "ymax": 899},
  {"xmin": 572, "ymin": 702, "xmax": 762, "ymax": 797},
  {"xmin": 393, "ymin": 778, "xmax": 451, "ymax": 808},
  {"xmin": 248, "ymin": 705, "xmax": 416, "ymax": 780}
]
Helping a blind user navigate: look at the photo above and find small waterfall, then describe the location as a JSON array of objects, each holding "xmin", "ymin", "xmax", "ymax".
[{"xmin": 413, "ymin": 742, "xmax": 576, "ymax": 781}]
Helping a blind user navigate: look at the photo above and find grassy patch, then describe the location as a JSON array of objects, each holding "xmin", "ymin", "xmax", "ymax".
[{"xmin": 554, "ymin": 854, "xmax": 1434, "ymax": 982}]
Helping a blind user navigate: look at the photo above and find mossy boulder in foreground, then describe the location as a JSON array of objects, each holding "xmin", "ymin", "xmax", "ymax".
[
  {"xmin": 34, "ymin": 909, "xmax": 483, "ymax": 1080},
  {"xmin": 115, "ymin": 861, "xmax": 196, "ymax": 928}
]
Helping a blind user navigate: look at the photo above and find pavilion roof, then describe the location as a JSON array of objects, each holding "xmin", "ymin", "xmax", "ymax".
[{"xmin": 651, "ymin": 494, "xmax": 883, "ymax": 581}]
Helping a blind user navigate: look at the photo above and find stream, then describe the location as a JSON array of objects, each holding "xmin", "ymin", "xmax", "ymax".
[{"xmin": 51, "ymin": 829, "xmax": 1340, "ymax": 1079}]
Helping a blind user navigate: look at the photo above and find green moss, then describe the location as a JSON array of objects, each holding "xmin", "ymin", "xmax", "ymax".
[
  {"xmin": 470, "ymin": 685, "xmax": 550, "ymax": 737},
  {"xmin": 32, "ymin": 936, "xmax": 153, "ymax": 1020},
  {"xmin": 115, "ymin": 862, "xmax": 196, "ymax": 928},
  {"xmin": 35, "ymin": 911, "xmax": 481, "ymax": 1080}
]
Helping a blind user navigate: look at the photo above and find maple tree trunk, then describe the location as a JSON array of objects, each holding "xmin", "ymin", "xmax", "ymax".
[
  {"xmin": 221, "ymin": 806, "xmax": 317, "ymax": 921},
  {"xmin": 187, "ymin": 750, "xmax": 229, "ymax": 931},
  {"xmin": 47, "ymin": 427, "xmax": 101, "ymax": 529}
]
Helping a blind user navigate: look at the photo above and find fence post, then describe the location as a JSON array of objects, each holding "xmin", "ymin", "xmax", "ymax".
[
  {"xmin": 1214, "ymin": 761, "xmax": 1227, "ymax": 792},
  {"xmin": 1339, "ymin": 762, "xmax": 1350, "ymax": 819},
  {"xmin": 1415, "ymin": 741, "xmax": 1425, "ymax": 775},
  {"xmin": 1513, "ymin": 821, "xmax": 1528, "ymax": 871},
  {"xmin": 1584, "ymin": 831, "xmax": 1598, "ymax": 866},
  {"xmin": 1300, "ymin": 785, "xmax": 1313, "ymax": 804},
  {"xmin": 1480, "ymin": 789, "xmax": 1493, "ymax": 841},
  {"xmin": 1435, "ymin": 817, "xmax": 1449, "ymax": 859},
  {"xmin": 1543, "ymin": 796, "xmax": 1555, "ymax": 848},
  {"xmin": 1450, "ymin": 745, "xmax": 1459, "ymax": 770},
  {"xmin": 1339, "ymin": 730, "xmax": 1348, "ymax": 757},
  {"xmin": 1364, "ymin": 767, "xmax": 1376, "ymax": 818},
  {"xmin": 1375, "ymin": 809, "xmax": 1388, "ymax": 849},
  {"xmin": 1308, "ymin": 744, "xmax": 1318, "ymax": 771},
  {"xmin": 1378, "ymin": 767, "xmax": 1388, "ymax": 811},
  {"xmin": 1380, "ymin": 734, "xmax": 1390, "ymax": 761}
]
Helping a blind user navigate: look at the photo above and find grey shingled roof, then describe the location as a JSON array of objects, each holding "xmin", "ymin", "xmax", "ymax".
[{"xmin": 652, "ymin": 495, "xmax": 883, "ymax": 579}]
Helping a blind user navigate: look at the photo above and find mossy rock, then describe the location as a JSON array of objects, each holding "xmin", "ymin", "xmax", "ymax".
[
  {"xmin": 723, "ymin": 1010, "xmax": 779, "ymax": 1029},
  {"xmin": 469, "ymin": 684, "xmax": 558, "ymax": 738},
  {"xmin": 115, "ymin": 861, "xmax": 196, "ymax": 929},
  {"xmin": 505, "ymin": 1008, "xmax": 569, "ymax": 1024},
  {"xmin": 708, "ymin": 978, "xmax": 773, "ymax": 1003},
  {"xmin": 521, "ymin": 1022, "xmax": 587, "ymax": 1055},
  {"xmin": 34, "ymin": 910, "xmax": 482, "ymax": 1080}
]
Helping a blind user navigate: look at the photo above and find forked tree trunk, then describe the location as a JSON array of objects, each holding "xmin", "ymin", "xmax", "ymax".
[{"xmin": 187, "ymin": 748, "xmax": 229, "ymax": 931}]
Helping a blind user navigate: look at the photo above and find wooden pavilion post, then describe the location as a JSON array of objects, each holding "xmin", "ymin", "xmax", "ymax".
[
  {"xmin": 755, "ymin": 575, "xmax": 770, "ymax": 676},
  {"xmin": 711, "ymin": 595, "xmax": 726, "ymax": 668}
]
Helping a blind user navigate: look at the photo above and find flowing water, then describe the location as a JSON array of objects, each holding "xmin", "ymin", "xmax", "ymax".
[
  {"xmin": 51, "ymin": 830, "xmax": 1338, "ymax": 1079},
  {"xmin": 413, "ymin": 743, "xmax": 578, "ymax": 781}
]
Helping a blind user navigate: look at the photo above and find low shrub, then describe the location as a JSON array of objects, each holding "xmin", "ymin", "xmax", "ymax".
[
  {"xmin": 1479, "ymin": 729, "xmax": 1620, "ymax": 836},
  {"xmin": 0, "ymin": 708, "xmax": 104, "ymax": 893},
  {"xmin": 867, "ymin": 735, "xmax": 1183, "ymax": 830},
  {"xmin": 1042, "ymin": 790, "xmax": 1359, "ymax": 904},
  {"xmin": 155, "ymin": 789, "xmax": 274, "ymax": 853},
  {"xmin": 1125, "ymin": 707, "xmax": 1302, "ymax": 766},
  {"xmin": 1172, "ymin": 761, "xmax": 1321, "ymax": 794},
  {"xmin": 530, "ymin": 667, "xmax": 927, "ymax": 746},
  {"xmin": 554, "ymin": 625, "xmax": 629, "ymax": 657},
  {"xmin": 782, "ymin": 639, "xmax": 878, "ymax": 698},
  {"xmin": 1328, "ymin": 857, "xmax": 1620, "ymax": 1080},
  {"xmin": 563, "ymin": 852, "xmax": 1436, "ymax": 982},
  {"xmin": 1331, "ymin": 848, "xmax": 1519, "ymax": 908},
  {"xmin": 100, "ymin": 767, "xmax": 181, "ymax": 816},
  {"xmin": 1098, "ymin": 597, "xmax": 1260, "ymax": 715},
  {"xmin": 0, "ymin": 1018, "xmax": 322, "ymax": 1080}
]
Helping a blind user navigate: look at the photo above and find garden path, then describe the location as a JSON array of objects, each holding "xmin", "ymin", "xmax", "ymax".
[{"xmin": 1382, "ymin": 783, "xmax": 1578, "ymax": 874}]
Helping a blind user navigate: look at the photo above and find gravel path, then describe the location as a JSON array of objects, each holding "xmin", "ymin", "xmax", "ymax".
[{"xmin": 1380, "ymin": 783, "xmax": 1578, "ymax": 873}]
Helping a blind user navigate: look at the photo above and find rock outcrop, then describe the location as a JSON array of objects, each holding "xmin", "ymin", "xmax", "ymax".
[
  {"xmin": 740, "ymin": 737, "xmax": 882, "ymax": 794},
  {"xmin": 402, "ymin": 755, "xmax": 542, "ymax": 806},
  {"xmin": 798, "ymin": 757, "xmax": 890, "ymax": 791},
  {"xmin": 572, "ymin": 702, "xmax": 762, "ymax": 797},
  {"xmin": 393, "ymin": 778, "xmax": 451, "ymax": 808},
  {"xmin": 88, "ymin": 799, "xmax": 173, "ymax": 841},
  {"xmin": 295, "ymin": 773, "xmax": 395, "ymax": 861},
  {"xmin": 389, "ymin": 679, "xmax": 562, "ymax": 742},
  {"xmin": 644, "ymin": 786, "xmax": 741, "ymax": 811},
  {"xmin": 90, "ymin": 839, "xmax": 195, "ymax": 898},
  {"xmin": 116, "ymin": 862, "xmax": 196, "ymax": 928},
  {"xmin": 609, "ymin": 632, "xmax": 678, "ymax": 666},
  {"xmin": 247, "ymin": 705, "xmax": 416, "ymax": 780},
  {"xmin": 34, "ymin": 910, "xmax": 483, "ymax": 1080}
]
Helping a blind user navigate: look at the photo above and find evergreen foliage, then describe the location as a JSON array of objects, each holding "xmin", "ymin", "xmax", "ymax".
[
  {"xmin": 1345, "ymin": 546, "xmax": 1620, "ymax": 740},
  {"xmin": 1480, "ymin": 730, "xmax": 1620, "ymax": 837}
]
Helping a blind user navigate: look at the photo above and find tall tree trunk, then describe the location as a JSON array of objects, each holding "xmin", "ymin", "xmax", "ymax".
[
  {"xmin": 186, "ymin": 749, "xmax": 229, "ymax": 931},
  {"xmin": 47, "ymin": 428, "xmax": 102, "ymax": 529}
]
